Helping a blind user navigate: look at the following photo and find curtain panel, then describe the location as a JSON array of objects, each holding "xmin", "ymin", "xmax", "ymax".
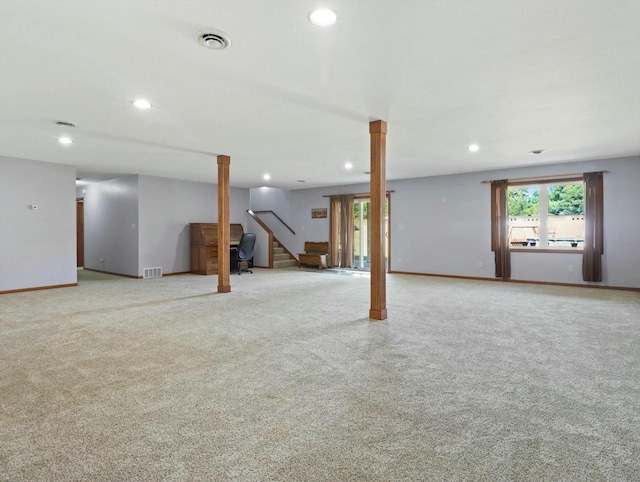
[
  {"xmin": 491, "ymin": 179, "xmax": 511, "ymax": 279},
  {"xmin": 329, "ymin": 196, "xmax": 340, "ymax": 267},
  {"xmin": 328, "ymin": 194, "xmax": 354, "ymax": 268},
  {"xmin": 582, "ymin": 171, "xmax": 604, "ymax": 282},
  {"xmin": 338, "ymin": 194, "xmax": 354, "ymax": 268}
]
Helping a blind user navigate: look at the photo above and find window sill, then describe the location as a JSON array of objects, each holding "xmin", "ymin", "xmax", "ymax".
[{"xmin": 510, "ymin": 248, "xmax": 583, "ymax": 254}]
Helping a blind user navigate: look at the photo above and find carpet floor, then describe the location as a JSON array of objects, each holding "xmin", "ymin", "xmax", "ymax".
[{"xmin": 1, "ymin": 269, "xmax": 638, "ymax": 481}]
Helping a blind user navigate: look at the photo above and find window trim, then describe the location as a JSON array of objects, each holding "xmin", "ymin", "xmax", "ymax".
[{"xmin": 510, "ymin": 247, "xmax": 583, "ymax": 253}]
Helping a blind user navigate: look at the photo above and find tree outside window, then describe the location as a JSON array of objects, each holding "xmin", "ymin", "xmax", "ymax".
[
  {"xmin": 548, "ymin": 184, "xmax": 583, "ymax": 215},
  {"xmin": 509, "ymin": 188, "xmax": 539, "ymax": 216},
  {"xmin": 508, "ymin": 182, "xmax": 584, "ymax": 248}
]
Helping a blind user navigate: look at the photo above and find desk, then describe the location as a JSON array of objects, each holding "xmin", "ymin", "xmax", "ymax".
[{"xmin": 190, "ymin": 223, "xmax": 244, "ymax": 275}]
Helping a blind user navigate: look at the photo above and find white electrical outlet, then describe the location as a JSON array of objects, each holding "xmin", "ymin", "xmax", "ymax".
[
  {"xmin": 131, "ymin": 224, "xmax": 136, "ymax": 230},
  {"xmin": 441, "ymin": 197, "xmax": 447, "ymax": 203},
  {"xmin": 397, "ymin": 257, "xmax": 402, "ymax": 263},
  {"xmin": 398, "ymin": 224, "xmax": 405, "ymax": 230},
  {"xmin": 568, "ymin": 265, "xmax": 574, "ymax": 273},
  {"xmin": 99, "ymin": 257, "xmax": 104, "ymax": 262},
  {"xmin": 478, "ymin": 261, "xmax": 484, "ymax": 268}
]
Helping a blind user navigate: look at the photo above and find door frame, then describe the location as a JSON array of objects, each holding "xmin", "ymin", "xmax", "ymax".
[
  {"xmin": 76, "ymin": 197, "xmax": 84, "ymax": 268},
  {"xmin": 353, "ymin": 193, "xmax": 391, "ymax": 272}
]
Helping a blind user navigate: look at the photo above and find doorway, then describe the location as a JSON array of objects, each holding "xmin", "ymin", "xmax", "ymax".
[
  {"xmin": 76, "ymin": 198, "xmax": 84, "ymax": 268},
  {"xmin": 353, "ymin": 195, "xmax": 389, "ymax": 271}
]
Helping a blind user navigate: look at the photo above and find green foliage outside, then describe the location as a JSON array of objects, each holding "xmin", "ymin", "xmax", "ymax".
[
  {"xmin": 354, "ymin": 201, "xmax": 367, "ymax": 227},
  {"xmin": 508, "ymin": 184, "xmax": 584, "ymax": 216},
  {"xmin": 353, "ymin": 200, "xmax": 388, "ymax": 260},
  {"xmin": 353, "ymin": 199, "xmax": 387, "ymax": 227},
  {"xmin": 508, "ymin": 188, "xmax": 539, "ymax": 216},
  {"xmin": 548, "ymin": 184, "xmax": 583, "ymax": 215}
]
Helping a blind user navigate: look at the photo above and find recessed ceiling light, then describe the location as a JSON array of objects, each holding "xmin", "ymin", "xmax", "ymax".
[
  {"xmin": 309, "ymin": 8, "xmax": 337, "ymax": 27},
  {"xmin": 263, "ymin": 174, "xmax": 271, "ymax": 181},
  {"xmin": 468, "ymin": 144, "xmax": 480, "ymax": 152},
  {"xmin": 58, "ymin": 137, "xmax": 74, "ymax": 145},
  {"xmin": 132, "ymin": 99, "xmax": 152, "ymax": 109},
  {"xmin": 344, "ymin": 162, "xmax": 353, "ymax": 170},
  {"xmin": 529, "ymin": 149, "xmax": 546, "ymax": 155}
]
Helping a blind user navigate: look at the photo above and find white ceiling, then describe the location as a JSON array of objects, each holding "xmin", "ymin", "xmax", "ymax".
[{"xmin": 1, "ymin": 0, "xmax": 639, "ymax": 190}]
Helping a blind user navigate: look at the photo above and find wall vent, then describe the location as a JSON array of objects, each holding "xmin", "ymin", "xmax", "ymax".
[{"xmin": 143, "ymin": 267, "xmax": 163, "ymax": 279}]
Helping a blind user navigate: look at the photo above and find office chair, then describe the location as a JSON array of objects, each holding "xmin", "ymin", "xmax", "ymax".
[{"xmin": 231, "ymin": 233, "xmax": 256, "ymax": 275}]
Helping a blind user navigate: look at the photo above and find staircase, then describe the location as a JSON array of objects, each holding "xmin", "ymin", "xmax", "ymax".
[{"xmin": 273, "ymin": 241, "xmax": 297, "ymax": 269}]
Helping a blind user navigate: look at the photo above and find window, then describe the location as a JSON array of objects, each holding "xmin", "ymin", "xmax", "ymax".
[{"xmin": 508, "ymin": 181, "xmax": 584, "ymax": 249}]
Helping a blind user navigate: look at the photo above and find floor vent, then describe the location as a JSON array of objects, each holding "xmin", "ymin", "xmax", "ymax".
[{"xmin": 143, "ymin": 267, "xmax": 163, "ymax": 279}]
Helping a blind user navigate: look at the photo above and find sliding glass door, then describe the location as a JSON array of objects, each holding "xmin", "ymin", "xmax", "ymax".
[{"xmin": 353, "ymin": 197, "xmax": 389, "ymax": 271}]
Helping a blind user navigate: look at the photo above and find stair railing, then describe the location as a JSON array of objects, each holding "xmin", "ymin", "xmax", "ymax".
[
  {"xmin": 250, "ymin": 210, "xmax": 296, "ymax": 235},
  {"xmin": 247, "ymin": 210, "xmax": 299, "ymax": 268},
  {"xmin": 247, "ymin": 210, "xmax": 274, "ymax": 268}
]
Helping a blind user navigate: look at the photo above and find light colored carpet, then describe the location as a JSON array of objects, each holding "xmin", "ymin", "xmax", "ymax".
[{"xmin": 1, "ymin": 269, "xmax": 638, "ymax": 481}]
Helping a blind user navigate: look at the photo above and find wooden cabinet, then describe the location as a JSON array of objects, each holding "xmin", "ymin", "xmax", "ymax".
[
  {"xmin": 190, "ymin": 223, "xmax": 244, "ymax": 275},
  {"xmin": 190, "ymin": 246, "xmax": 218, "ymax": 275},
  {"xmin": 190, "ymin": 223, "xmax": 216, "ymax": 275}
]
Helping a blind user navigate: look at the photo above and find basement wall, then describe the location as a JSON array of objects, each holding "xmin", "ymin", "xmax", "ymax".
[
  {"xmin": 248, "ymin": 216, "xmax": 271, "ymax": 268},
  {"xmin": 84, "ymin": 175, "xmax": 140, "ymax": 277},
  {"xmin": 252, "ymin": 155, "xmax": 640, "ymax": 289},
  {"xmin": 138, "ymin": 175, "xmax": 250, "ymax": 276},
  {"xmin": 250, "ymin": 187, "xmax": 291, "ymax": 219},
  {"xmin": 0, "ymin": 156, "xmax": 77, "ymax": 292}
]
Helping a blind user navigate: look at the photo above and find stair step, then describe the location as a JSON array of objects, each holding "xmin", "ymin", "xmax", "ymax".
[
  {"xmin": 273, "ymin": 247, "xmax": 284, "ymax": 255},
  {"xmin": 273, "ymin": 242, "xmax": 279, "ymax": 248},
  {"xmin": 274, "ymin": 253, "xmax": 291, "ymax": 261},
  {"xmin": 273, "ymin": 259, "xmax": 297, "ymax": 269}
]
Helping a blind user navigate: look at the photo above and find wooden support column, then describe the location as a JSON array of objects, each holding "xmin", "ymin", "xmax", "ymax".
[
  {"xmin": 217, "ymin": 155, "xmax": 231, "ymax": 293},
  {"xmin": 369, "ymin": 120, "xmax": 387, "ymax": 320}
]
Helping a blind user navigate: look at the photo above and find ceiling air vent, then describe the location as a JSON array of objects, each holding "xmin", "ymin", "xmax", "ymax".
[{"xmin": 196, "ymin": 31, "xmax": 232, "ymax": 50}]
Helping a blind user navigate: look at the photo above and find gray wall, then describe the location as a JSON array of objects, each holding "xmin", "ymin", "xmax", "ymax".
[
  {"xmin": 0, "ymin": 156, "xmax": 77, "ymax": 291},
  {"xmin": 138, "ymin": 175, "xmax": 250, "ymax": 275},
  {"xmin": 84, "ymin": 175, "xmax": 140, "ymax": 277},
  {"xmin": 249, "ymin": 187, "xmax": 297, "ymax": 255},
  {"xmin": 388, "ymin": 156, "xmax": 639, "ymax": 288},
  {"xmin": 250, "ymin": 185, "xmax": 346, "ymax": 257},
  {"xmin": 252, "ymin": 156, "xmax": 640, "ymax": 288},
  {"xmin": 248, "ymin": 216, "xmax": 270, "ymax": 267},
  {"xmin": 250, "ymin": 187, "xmax": 291, "ymax": 219},
  {"xmin": 2, "ymin": 154, "xmax": 635, "ymax": 290},
  {"xmin": 288, "ymin": 183, "xmax": 367, "ymax": 256}
]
